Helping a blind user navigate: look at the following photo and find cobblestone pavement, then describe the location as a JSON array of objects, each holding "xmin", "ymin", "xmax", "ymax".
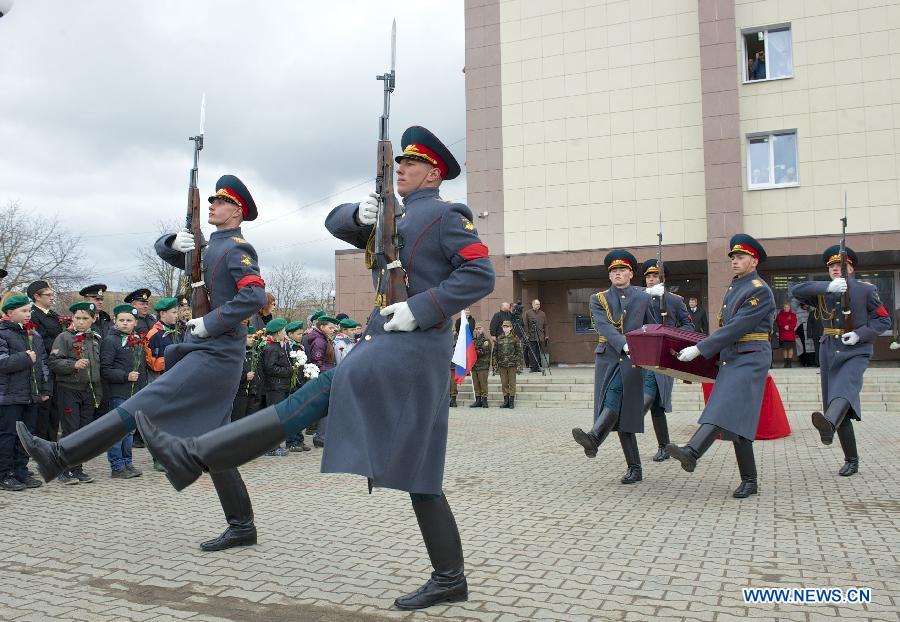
[{"xmin": 2, "ymin": 372, "xmax": 899, "ymax": 621}]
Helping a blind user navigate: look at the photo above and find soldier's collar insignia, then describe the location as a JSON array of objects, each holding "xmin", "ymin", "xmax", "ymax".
[
  {"xmin": 240, "ymin": 255, "xmax": 252, "ymax": 266},
  {"xmin": 461, "ymin": 216, "xmax": 475, "ymax": 231},
  {"xmin": 752, "ymin": 279, "xmax": 763, "ymax": 288},
  {"xmin": 232, "ymin": 236, "xmax": 248, "ymax": 244}
]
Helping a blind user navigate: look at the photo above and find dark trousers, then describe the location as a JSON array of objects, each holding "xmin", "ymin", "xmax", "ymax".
[
  {"xmin": 35, "ymin": 390, "xmax": 60, "ymax": 441},
  {"xmin": 231, "ymin": 390, "xmax": 259, "ymax": 422},
  {"xmin": 0, "ymin": 402, "xmax": 39, "ymax": 479},
  {"xmin": 527, "ymin": 341, "xmax": 542, "ymax": 370},
  {"xmin": 58, "ymin": 385, "xmax": 97, "ymax": 470}
]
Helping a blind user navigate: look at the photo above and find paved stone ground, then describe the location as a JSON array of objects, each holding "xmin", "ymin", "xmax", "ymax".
[{"xmin": 2, "ymin": 370, "xmax": 899, "ymax": 621}]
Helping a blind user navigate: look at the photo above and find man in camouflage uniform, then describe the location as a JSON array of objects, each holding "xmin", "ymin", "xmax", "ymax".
[
  {"xmin": 492, "ymin": 320, "xmax": 523, "ymax": 409},
  {"xmin": 470, "ymin": 324, "xmax": 491, "ymax": 408}
]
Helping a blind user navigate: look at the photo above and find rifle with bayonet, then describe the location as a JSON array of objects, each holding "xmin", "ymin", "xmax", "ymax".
[
  {"xmin": 373, "ymin": 20, "xmax": 407, "ymax": 307},
  {"xmin": 657, "ymin": 205, "xmax": 668, "ymax": 321},
  {"xmin": 186, "ymin": 95, "xmax": 211, "ymax": 318},
  {"xmin": 840, "ymin": 192, "xmax": 853, "ymax": 331}
]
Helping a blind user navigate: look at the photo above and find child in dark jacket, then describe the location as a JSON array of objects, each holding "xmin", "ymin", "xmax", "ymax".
[
  {"xmin": 261, "ymin": 318, "xmax": 291, "ymax": 456},
  {"xmin": 49, "ymin": 301, "xmax": 102, "ymax": 484},
  {"xmin": 100, "ymin": 304, "xmax": 148, "ymax": 479},
  {"xmin": 0, "ymin": 294, "xmax": 49, "ymax": 491}
]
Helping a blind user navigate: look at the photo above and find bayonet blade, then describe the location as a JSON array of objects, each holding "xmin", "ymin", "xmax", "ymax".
[
  {"xmin": 390, "ymin": 19, "xmax": 396, "ymax": 73},
  {"xmin": 199, "ymin": 93, "xmax": 206, "ymax": 136}
]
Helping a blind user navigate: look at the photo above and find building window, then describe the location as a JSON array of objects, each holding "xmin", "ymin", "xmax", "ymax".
[
  {"xmin": 747, "ymin": 130, "xmax": 799, "ymax": 190},
  {"xmin": 574, "ymin": 314, "xmax": 594, "ymax": 335},
  {"xmin": 743, "ymin": 25, "xmax": 793, "ymax": 82}
]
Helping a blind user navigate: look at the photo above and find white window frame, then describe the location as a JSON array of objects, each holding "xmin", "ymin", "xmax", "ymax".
[
  {"xmin": 746, "ymin": 129, "xmax": 800, "ymax": 190},
  {"xmin": 741, "ymin": 23, "xmax": 793, "ymax": 84}
]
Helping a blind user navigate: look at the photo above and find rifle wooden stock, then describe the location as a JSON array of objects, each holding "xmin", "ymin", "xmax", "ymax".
[
  {"xmin": 188, "ymin": 185, "xmax": 211, "ymax": 318},
  {"xmin": 377, "ymin": 139, "xmax": 408, "ymax": 305}
]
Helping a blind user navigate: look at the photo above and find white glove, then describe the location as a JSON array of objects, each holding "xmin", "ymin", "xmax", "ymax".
[
  {"xmin": 890, "ymin": 341, "xmax": 900, "ymax": 351},
  {"xmin": 171, "ymin": 228, "xmax": 195, "ymax": 253},
  {"xmin": 380, "ymin": 302, "xmax": 418, "ymax": 332},
  {"xmin": 357, "ymin": 192, "xmax": 379, "ymax": 226},
  {"xmin": 677, "ymin": 345, "xmax": 701, "ymax": 362},
  {"xmin": 841, "ymin": 331, "xmax": 859, "ymax": 346},
  {"xmin": 622, "ymin": 343, "xmax": 629, "ymax": 355},
  {"xmin": 827, "ymin": 278, "xmax": 847, "ymax": 294},
  {"xmin": 186, "ymin": 317, "xmax": 209, "ymax": 338},
  {"xmin": 645, "ymin": 283, "xmax": 665, "ymax": 297}
]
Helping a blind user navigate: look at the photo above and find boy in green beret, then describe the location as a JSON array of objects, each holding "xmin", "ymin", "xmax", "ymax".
[
  {"xmin": 0, "ymin": 295, "xmax": 50, "ymax": 491},
  {"xmin": 100, "ymin": 304, "xmax": 148, "ymax": 479},
  {"xmin": 49, "ymin": 302, "xmax": 102, "ymax": 484},
  {"xmin": 145, "ymin": 298, "xmax": 181, "ymax": 376},
  {"xmin": 261, "ymin": 319, "xmax": 291, "ymax": 456},
  {"xmin": 284, "ymin": 320, "xmax": 311, "ymax": 452}
]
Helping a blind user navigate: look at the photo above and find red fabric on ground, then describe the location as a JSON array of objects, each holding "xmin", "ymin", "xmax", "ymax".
[{"xmin": 701, "ymin": 374, "xmax": 791, "ymax": 440}]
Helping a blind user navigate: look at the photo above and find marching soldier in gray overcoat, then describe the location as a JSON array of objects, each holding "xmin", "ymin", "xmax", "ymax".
[
  {"xmin": 134, "ymin": 126, "xmax": 495, "ymax": 611},
  {"xmin": 667, "ymin": 234, "xmax": 775, "ymax": 498},
  {"xmin": 790, "ymin": 245, "xmax": 891, "ymax": 476},
  {"xmin": 571, "ymin": 250, "xmax": 655, "ymax": 485},
  {"xmin": 18, "ymin": 175, "xmax": 268, "ymax": 551},
  {"xmin": 640, "ymin": 259, "xmax": 694, "ymax": 461}
]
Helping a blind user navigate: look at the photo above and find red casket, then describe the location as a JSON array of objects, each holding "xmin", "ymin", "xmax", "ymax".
[{"xmin": 625, "ymin": 324, "xmax": 719, "ymax": 383}]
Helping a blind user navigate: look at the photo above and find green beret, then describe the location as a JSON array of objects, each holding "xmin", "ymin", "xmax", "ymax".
[
  {"xmin": 309, "ymin": 310, "xmax": 325, "ymax": 322},
  {"xmin": 285, "ymin": 320, "xmax": 304, "ymax": 333},
  {"xmin": 317, "ymin": 315, "xmax": 338, "ymax": 325},
  {"xmin": 69, "ymin": 301, "xmax": 97, "ymax": 315},
  {"xmin": 153, "ymin": 297, "xmax": 179, "ymax": 312},
  {"xmin": 112, "ymin": 304, "xmax": 138, "ymax": 318},
  {"xmin": 338, "ymin": 318, "xmax": 359, "ymax": 329},
  {"xmin": 1, "ymin": 294, "xmax": 30, "ymax": 313},
  {"xmin": 265, "ymin": 317, "xmax": 287, "ymax": 334}
]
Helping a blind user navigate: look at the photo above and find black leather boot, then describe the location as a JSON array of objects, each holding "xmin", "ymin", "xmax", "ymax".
[
  {"xmin": 499, "ymin": 395, "xmax": 510, "ymax": 408},
  {"xmin": 666, "ymin": 424, "xmax": 720, "ymax": 473},
  {"xmin": 650, "ymin": 410, "xmax": 670, "ymax": 462},
  {"xmin": 394, "ymin": 494, "xmax": 468, "ymax": 610},
  {"xmin": 618, "ymin": 432, "xmax": 642, "ymax": 484},
  {"xmin": 135, "ymin": 406, "xmax": 286, "ymax": 491},
  {"xmin": 508, "ymin": 396, "xmax": 515, "ymax": 410},
  {"xmin": 481, "ymin": 397, "xmax": 488, "ymax": 408},
  {"xmin": 200, "ymin": 468, "xmax": 258, "ymax": 551},
  {"xmin": 16, "ymin": 412, "xmax": 130, "ymax": 482},
  {"xmin": 469, "ymin": 396, "xmax": 482, "ymax": 408},
  {"xmin": 836, "ymin": 421, "xmax": 859, "ymax": 477},
  {"xmin": 449, "ymin": 396, "xmax": 457, "ymax": 407},
  {"xmin": 571, "ymin": 407, "xmax": 618, "ymax": 458},
  {"xmin": 811, "ymin": 397, "xmax": 851, "ymax": 445},
  {"xmin": 732, "ymin": 437, "xmax": 758, "ymax": 498}
]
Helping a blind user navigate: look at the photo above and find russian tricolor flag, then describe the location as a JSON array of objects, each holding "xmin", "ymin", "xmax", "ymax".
[{"xmin": 452, "ymin": 309, "xmax": 476, "ymax": 385}]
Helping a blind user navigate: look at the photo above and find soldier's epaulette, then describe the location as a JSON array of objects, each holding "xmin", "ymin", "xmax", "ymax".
[
  {"xmin": 857, "ymin": 280, "xmax": 874, "ymax": 288},
  {"xmin": 231, "ymin": 236, "xmax": 248, "ymax": 244},
  {"xmin": 751, "ymin": 278, "xmax": 764, "ymax": 288}
]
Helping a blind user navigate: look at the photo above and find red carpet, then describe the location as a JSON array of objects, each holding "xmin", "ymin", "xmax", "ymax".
[{"xmin": 701, "ymin": 374, "xmax": 791, "ymax": 440}]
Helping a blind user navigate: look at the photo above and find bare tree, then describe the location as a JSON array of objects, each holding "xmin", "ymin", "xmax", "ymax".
[
  {"xmin": 304, "ymin": 276, "xmax": 336, "ymax": 318},
  {"xmin": 264, "ymin": 261, "xmax": 312, "ymax": 322},
  {"xmin": 0, "ymin": 200, "xmax": 93, "ymax": 292},
  {"xmin": 128, "ymin": 220, "xmax": 184, "ymax": 298}
]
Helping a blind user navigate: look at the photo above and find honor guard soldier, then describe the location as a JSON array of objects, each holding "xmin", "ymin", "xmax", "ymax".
[
  {"xmin": 123, "ymin": 289, "xmax": 156, "ymax": 336},
  {"xmin": 134, "ymin": 126, "xmax": 495, "ymax": 610},
  {"xmin": 790, "ymin": 246, "xmax": 892, "ymax": 477},
  {"xmin": 19, "ymin": 174, "xmax": 268, "ymax": 551},
  {"xmin": 79, "ymin": 284, "xmax": 112, "ymax": 339},
  {"xmin": 572, "ymin": 250, "xmax": 653, "ymax": 485},
  {"xmin": 640, "ymin": 259, "xmax": 695, "ymax": 461},
  {"xmin": 667, "ymin": 234, "xmax": 775, "ymax": 498}
]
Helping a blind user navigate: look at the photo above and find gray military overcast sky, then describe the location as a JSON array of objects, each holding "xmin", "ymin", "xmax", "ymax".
[{"xmin": 0, "ymin": 1, "xmax": 466, "ymax": 290}]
